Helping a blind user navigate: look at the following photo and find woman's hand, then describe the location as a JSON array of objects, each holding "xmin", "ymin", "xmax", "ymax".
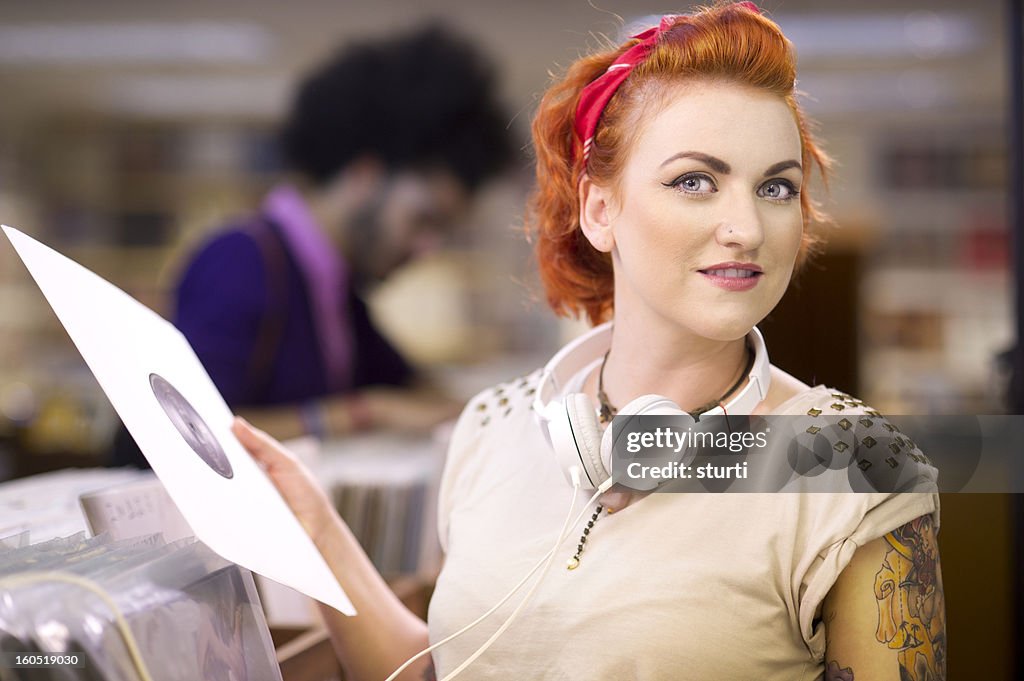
[
  {"xmin": 231, "ymin": 416, "xmax": 337, "ymax": 545},
  {"xmin": 234, "ymin": 416, "xmax": 433, "ymax": 681}
]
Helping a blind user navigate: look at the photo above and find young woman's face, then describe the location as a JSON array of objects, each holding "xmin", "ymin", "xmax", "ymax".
[{"xmin": 586, "ymin": 80, "xmax": 804, "ymax": 341}]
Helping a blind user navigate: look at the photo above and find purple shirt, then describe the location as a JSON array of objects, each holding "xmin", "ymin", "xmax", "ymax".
[{"xmin": 174, "ymin": 187, "xmax": 413, "ymax": 406}]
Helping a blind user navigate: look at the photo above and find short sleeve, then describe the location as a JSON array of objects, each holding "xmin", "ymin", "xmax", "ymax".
[
  {"xmin": 797, "ymin": 491, "xmax": 939, "ymax": 659},
  {"xmin": 174, "ymin": 230, "xmax": 266, "ymax": 406},
  {"xmin": 779, "ymin": 387, "xmax": 942, "ymax": 660}
]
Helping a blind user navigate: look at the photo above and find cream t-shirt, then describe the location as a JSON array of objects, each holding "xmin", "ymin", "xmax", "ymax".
[{"xmin": 428, "ymin": 370, "xmax": 939, "ymax": 679}]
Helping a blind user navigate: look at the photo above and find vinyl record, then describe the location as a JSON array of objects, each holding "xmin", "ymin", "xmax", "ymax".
[{"xmin": 149, "ymin": 373, "xmax": 233, "ymax": 479}]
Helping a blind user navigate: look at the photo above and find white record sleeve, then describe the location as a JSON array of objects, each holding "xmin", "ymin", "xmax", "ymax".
[{"xmin": 3, "ymin": 224, "xmax": 355, "ymax": 615}]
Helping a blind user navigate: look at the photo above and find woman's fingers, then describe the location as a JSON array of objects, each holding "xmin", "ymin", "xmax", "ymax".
[
  {"xmin": 231, "ymin": 416, "xmax": 334, "ymax": 542},
  {"xmin": 231, "ymin": 417, "xmax": 296, "ymax": 467}
]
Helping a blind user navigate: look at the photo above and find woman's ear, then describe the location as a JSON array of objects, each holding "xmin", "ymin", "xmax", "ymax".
[{"xmin": 578, "ymin": 174, "xmax": 616, "ymax": 254}]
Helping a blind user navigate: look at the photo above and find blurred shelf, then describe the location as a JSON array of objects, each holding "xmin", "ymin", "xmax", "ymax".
[{"xmin": 861, "ymin": 267, "xmax": 1008, "ymax": 313}]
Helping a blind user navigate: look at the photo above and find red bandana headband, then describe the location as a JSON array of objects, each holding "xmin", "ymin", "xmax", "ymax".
[{"xmin": 573, "ymin": 2, "xmax": 763, "ymax": 165}]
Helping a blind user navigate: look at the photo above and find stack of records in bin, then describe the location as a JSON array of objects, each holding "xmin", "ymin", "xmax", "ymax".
[
  {"xmin": 0, "ymin": 532, "xmax": 281, "ymax": 681},
  {"xmin": 318, "ymin": 432, "xmax": 444, "ymax": 579}
]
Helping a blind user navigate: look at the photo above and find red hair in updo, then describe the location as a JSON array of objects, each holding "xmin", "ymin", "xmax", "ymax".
[{"xmin": 528, "ymin": 1, "xmax": 832, "ymax": 325}]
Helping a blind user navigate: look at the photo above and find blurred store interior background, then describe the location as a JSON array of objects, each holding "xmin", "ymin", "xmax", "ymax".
[
  {"xmin": 0, "ymin": 0, "xmax": 1018, "ymax": 676},
  {"xmin": 0, "ymin": 0, "xmax": 1014, "ymax": 450}
]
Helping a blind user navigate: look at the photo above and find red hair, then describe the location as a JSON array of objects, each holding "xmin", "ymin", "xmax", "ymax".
[{"xmin": 528, "ymin": 1, "xmax": 832, "ymax": 325}]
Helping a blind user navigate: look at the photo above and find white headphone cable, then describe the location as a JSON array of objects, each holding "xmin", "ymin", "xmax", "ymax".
[
  {"xmin": 0, "ymin": 571, "xmax": 155, "ymax": 681},
  {"xmin": 440, "ymin": 471, "xmax": 615, "ymax": 680},
  {"xmin": 384, "ymin": 471, "xmax": 612, "ymax": 681}
]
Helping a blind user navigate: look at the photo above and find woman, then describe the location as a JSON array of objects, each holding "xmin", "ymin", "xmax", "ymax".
[{"xmin": 233, "ymin": 3, "xmax": 945, "ymax": 679}]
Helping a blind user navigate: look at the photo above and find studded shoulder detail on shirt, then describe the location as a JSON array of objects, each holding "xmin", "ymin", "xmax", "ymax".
[
  {"xmin": 468, "ymin": 368, "xmax": 544, "ymax": 429},
  {"xmin": 798, "ymin": 389, "xmax": 933, "ymax": 470}
]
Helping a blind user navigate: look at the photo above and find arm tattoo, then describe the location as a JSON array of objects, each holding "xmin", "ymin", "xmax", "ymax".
[
  {"xmin": 421, "ymin": 661, "xmax": 437, "ymax": 681},
  {"xmin": 823, "ymin": 660, "xmax": 855, "ymax": 681},
  {"xmin": 874, "ymin": 515, "xmax": 946, "ymax": 680}
]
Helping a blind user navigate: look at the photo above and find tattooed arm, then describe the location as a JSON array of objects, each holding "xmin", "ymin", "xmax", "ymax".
[{"xmin": 822, "ymin": 514, "xmax": 947, "ymax": 681}]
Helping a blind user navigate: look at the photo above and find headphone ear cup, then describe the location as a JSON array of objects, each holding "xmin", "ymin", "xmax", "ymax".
[
  {"xmin": 564, "ymin": 393, "xmax": 610, "ymax": 489},
  {"xmin": 606, "ymin": 394, "xmax": 693, "ymax": 492}
]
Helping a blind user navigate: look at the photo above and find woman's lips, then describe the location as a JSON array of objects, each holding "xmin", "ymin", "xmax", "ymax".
[{"xmin": 698, "ymin": 267, "xmax": 763, "ymax": 291}]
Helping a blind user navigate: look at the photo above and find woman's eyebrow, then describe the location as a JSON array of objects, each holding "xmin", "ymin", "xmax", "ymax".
[
  {"xmin": 659, "ymin": 151, "xmax": 730, "ymax": 174},
  {"xmin": 659, "ymin": 152, "xmax": 802, "ymax": 178},
  {"xmin": 763, "ymin": 160, "xmax": 802, "ymax": 177}
]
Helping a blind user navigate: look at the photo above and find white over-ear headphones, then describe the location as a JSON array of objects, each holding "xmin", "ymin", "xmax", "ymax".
[{"xmin": 532, "ymin": 322, "xmax": 771, "ymax": 491}]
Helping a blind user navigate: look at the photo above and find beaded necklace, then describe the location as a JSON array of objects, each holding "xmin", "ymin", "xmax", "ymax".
[{"xmin": 567, "ymin": 344, "xmax": 754, "ymax": 570}]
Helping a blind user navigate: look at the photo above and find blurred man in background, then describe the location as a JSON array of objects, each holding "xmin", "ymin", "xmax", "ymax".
[{"xmin": 113, "ymin": 25, "xmax": 513, "ymax": 466}]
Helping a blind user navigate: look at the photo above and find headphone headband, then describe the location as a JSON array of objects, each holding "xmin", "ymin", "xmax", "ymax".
[
  {"xmin": 533, "ymin": 322, "xmax": 771, "ymax": 419},
  {"xmin": 533, "ymin": 322, "xmax": 772, "ymax": 491},
  {"xmin": 532, "ymin": 322, "xmax": 613, "ymax": 417},
  {"xmin": 709, "ymin": 325, "xmax": 770, "ymax": 415}
]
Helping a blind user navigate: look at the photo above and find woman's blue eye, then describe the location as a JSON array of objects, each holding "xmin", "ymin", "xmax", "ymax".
[
  {"xmin": 665, "ymin": 173, "xmax": 716, "ymax": 195},
  {"xmin": 758, "ymin": 179, "xmax": 800, "ymax": 202}
]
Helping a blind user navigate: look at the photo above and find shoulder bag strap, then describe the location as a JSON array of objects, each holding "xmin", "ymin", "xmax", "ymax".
[{"xmin": 245, "ymin": 217, "xmax": 289, "ymax": 402}]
